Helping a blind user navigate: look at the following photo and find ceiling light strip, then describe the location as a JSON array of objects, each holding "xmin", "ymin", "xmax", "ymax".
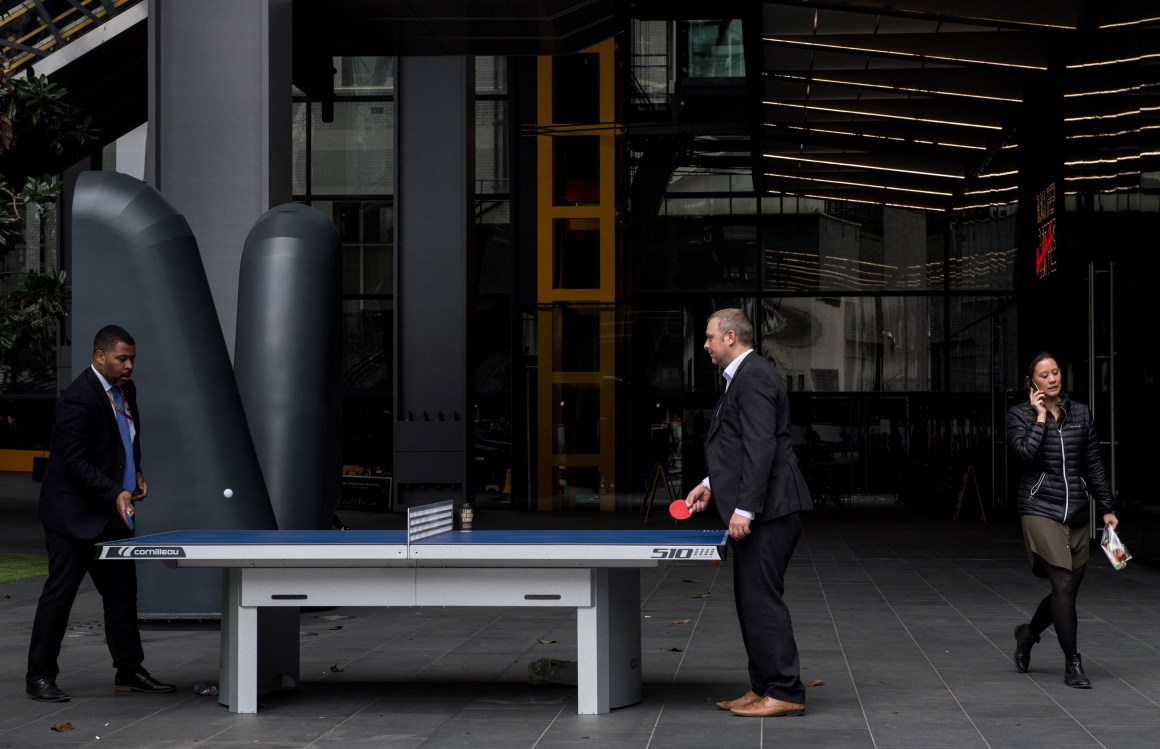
[
  {"xmin": 1098, "ymin": 16, "xmax": 1160, "ymax": 29},
  {"xmin": 776, "ymin": 123, "xmax": 987, "ymax": 151},
  {"xmin": 765, "ymin": 171, "xmax": 954, "ymax": 196},
  {"xmin": 764, "ymin": 100, "xmax": 1003, "ymax": 131},
  {"xmin": 763, "ymin": 152, "xmax": 963, "ymax": 180},
  {"xmin": 1067, "ymin": 51, "xmax": 1160, "ymax": 69},
  {"xmin": 763, "ymin": 36, "xmax": 1047, "ymax": 71},
  {"xmin": 767, "ymin": 72, "xmax": 1021, "ymax": 103}
]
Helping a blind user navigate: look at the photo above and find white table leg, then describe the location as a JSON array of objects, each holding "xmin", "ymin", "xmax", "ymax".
[
  {"xmin": 576, "ymin": 568, "xmax": 642, "ymax": 714},
  {"xmin": 219, "ymin": 568, "xmax": 258, "ymax": 713}
]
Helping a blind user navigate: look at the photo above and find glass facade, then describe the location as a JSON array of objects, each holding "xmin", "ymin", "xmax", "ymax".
[
  {"xmin": 622, "ymin": 147, "xmax": 1025, "ymax": 510},
  {"xmin": 294, "ymin": 58, "xmax": 397, "ymax": 475},
  {"xmin": 293, "ymin": 57, "xmax": 513, "ymax": 486},
  {"xmin": 6, "ymin": 20, "xmax": 1154, "ymax": 546},
  {"xmin": 272, "ymin": 38, "xmax": 1157, "ymax": 536},
  {"xmin": 687, "ymin": 20, "xmax": 745, "ymax": 78}
]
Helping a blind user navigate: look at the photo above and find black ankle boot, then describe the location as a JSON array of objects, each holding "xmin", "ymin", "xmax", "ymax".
[
  {"xmin": 1064, "ymin": 654, "xmax": 1091, "ymax": 688},
  {"xmin": 1013, "ymin": 623, "xmax": 1039, "ymax": 673}
]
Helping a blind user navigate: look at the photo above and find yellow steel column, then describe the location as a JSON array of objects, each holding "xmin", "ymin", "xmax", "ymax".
[{"xmin": 534, "ymin": 39, "xmax": 620, "ymax": 511}]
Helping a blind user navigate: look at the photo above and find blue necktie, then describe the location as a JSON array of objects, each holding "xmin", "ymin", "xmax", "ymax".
[{"xmin": 110, "ymin": 386, "xmax": 136, "ymax": 493}]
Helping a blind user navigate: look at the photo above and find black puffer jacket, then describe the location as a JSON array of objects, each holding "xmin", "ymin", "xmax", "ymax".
[{"xmin": 1007, "ymin": 392, "xmax": 1114, "ymax": 525}]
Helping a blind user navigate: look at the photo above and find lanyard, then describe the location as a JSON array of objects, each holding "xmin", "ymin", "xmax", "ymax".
[{"xmin": 107, "ymin": 387, "xmax": 134, "ymax": 421}]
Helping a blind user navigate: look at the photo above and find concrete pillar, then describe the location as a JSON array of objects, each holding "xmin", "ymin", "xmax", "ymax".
[
  {"xmin": 393, "ymin": 57, "xmax": 474, "ymax": 509},
  {"xmin": 146, "ymin": 0, "xmax": 291, "ymax": 357}
]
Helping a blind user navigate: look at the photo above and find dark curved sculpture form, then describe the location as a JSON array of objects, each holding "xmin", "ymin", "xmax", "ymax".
[
  {"xmin": 234, "ymin": 203, "xmax": 342, "ymax": 529},
  {"xmin": 71, "ymin": 170, "xmax": 278, "ymax": 614}
]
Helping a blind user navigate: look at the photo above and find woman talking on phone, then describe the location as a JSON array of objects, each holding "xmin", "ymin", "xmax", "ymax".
[{"xmin": 1007, "ymin": 352, "xmax": 1117, "ymax": 688}]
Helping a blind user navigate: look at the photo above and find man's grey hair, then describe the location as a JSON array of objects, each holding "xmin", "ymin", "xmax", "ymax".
[{"xmin": 709, "ymin": 308, "xmax": 753, "ymax": 346}]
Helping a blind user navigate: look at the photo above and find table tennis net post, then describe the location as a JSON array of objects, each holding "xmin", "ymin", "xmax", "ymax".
[{"xmin": 407, "ymin": 500, "xmax": 455, "ymax": 544}]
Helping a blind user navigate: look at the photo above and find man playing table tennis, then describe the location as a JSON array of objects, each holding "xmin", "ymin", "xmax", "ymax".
[
  {"xmin": 683, "ymin": 308, "xmax": 813, "ymax": 718},
  {"xmin": 25, "ymin": 325, "xmax": 175, "ymax": 702}
]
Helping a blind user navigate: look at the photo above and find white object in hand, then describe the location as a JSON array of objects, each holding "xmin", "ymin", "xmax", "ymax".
[{"xmin": 223, "ymin": 488, "xmax": 234, "ymax": 498}]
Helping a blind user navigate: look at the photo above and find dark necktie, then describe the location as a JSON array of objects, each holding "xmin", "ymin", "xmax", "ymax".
[
  {"xmin": 110, "ymin": 386, "xmax": 136, "ymax": 493},
  {"xmin": 712, "ymin": 374, "xmax": 730, "ymax": 424}
]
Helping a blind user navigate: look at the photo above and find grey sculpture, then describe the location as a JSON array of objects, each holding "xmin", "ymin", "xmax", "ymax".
[
  {"xmin": 234, "ymin": 203, "xmax": 342, "ymax": 530},
  {"xmin": 71, "ymin": 170, "xmax": 278, "ymax": 616}
]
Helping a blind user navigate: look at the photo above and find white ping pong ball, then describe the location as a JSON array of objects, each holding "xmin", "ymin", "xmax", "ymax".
[{"xmin": 223, "ymin": 488, "xmax": 234, "ymax": 498}]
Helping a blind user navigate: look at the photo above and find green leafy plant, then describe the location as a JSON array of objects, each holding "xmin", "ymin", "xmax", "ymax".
[{"xmin": 0, "ymin": 64, "xmax": 95, "ymax": 391}]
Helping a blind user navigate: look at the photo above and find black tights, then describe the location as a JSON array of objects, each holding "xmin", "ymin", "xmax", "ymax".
[{"xmin": 1029, "ymin": 559, "xmax": 1086, "ymax": 656}]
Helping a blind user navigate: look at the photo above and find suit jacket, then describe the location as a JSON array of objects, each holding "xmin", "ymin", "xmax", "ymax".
[
  {"xmin": 705, "ymin": 351, "xmax": 812, "ymax": 524},
  {"xmin": 39, "ymin": 367, "xmax": 142, "ymax": 540}
]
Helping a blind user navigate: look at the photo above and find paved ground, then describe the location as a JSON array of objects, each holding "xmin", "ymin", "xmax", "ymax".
[{"xmin": 2, "ymin": 473, "xmax": 1159, "ymax": 748}]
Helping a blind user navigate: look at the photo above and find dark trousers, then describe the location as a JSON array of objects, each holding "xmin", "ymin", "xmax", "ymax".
[
  {"xmin": 732, "ymin": 511, "xmax": 805, "ymax": 703},
  {"xmin": 26, "ymin": 519, "xmax": 144, "ymax": 683}
]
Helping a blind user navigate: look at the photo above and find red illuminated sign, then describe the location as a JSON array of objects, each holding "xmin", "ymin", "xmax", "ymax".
[{"xmin": 1035, "ymin": 183, "xmax": 1057, "ymax": 278}]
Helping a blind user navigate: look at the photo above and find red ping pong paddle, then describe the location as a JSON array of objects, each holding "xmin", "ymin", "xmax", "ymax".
[{"xmin": 668, "ymin": 500, "xmax": 692, "ymax": 520}]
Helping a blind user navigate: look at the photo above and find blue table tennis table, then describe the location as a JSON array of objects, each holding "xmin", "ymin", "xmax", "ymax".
[{"xmin": 97, "ymin": 501, "xmax": 727, "ymax": 714}]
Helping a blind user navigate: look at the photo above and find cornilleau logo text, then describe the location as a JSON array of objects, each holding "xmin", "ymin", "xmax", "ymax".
[{"xmin": 114, "ymin": 546, "xmax": 186, "ymax": 558}]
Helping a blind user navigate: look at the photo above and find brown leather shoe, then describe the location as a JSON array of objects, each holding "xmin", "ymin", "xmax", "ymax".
[
  {"xmin": 731, "ymin": 695, "xmax": 806, "ymax": 717},
  {"xmin": 715, "ymin": 690, "xmax": 761, "ymax": 710}
]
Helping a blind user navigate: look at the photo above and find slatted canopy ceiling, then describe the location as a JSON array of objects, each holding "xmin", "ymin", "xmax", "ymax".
[{"xmin": 760, "ymin": 0, "xmax": 1160, "ymax": 211}]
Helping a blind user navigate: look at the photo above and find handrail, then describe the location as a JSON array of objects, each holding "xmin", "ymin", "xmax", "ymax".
[{"xmin": 1, "ymin": 0, "xmax": 143, "ymax": 77}]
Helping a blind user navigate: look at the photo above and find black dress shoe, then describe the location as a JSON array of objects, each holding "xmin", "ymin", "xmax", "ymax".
[
  {"xmin": 1064, "ymin": 654, "xmax": 1091, "ymax": 688},
  {"xmin": 114, "ymin": 671, "xmax": 176, "ymax": 693},
  {"xmin": 27, "ymin": 677, "xmax": 70, "ymax": 702},
  {"xmin": 1013, "ymin": 623, "xmax": 1039, "ymax": 673}
]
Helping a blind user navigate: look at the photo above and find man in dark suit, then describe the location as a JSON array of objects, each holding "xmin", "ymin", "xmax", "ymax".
[
  {"xmin": 684, "ymin": 308, "xmax": 813, "ymax": 718},
  {"xmin": 26, "ymin": 325, "xmax": 175, "ymax": 701}
]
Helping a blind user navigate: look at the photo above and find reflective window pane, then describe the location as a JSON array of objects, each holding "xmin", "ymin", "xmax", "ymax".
[
  {"xmin": 476, "ymin": 99, "xmax": 509, "ymax": 195},
  {"xmin": 311, "ymin": 101, "xmax": 393, "ymax": 194},
  {"xmin": 761, "ymin": 297, "xmax": 935, "ymax": 392},
  {"xmin": 764, "ymin": 207, "xmax": 942, "ymax": 292},
  {"xmin": 292, "ymin": 101, "xmax": 307, "ymax": 195},
  {"xmin": 313, "ymin": 200, "xmax": 393, "ymax": 295},
  {"xmin": 553, "ymin": 218, "xmax": 600, "ymax": 289},
  {"xmin": 946, "ymin": 213, "xmax": 1017, "ymax": 290},
  {"xmin": 100, "ymin": 122, "xmax": 147, "ymax": 180},
  {"xmin": 687, "ymin": 20, "xmax": 745, "ymax": 78},
  {"xmin": 342, "ymin": 297, "xmax": 393, "ymax": 394},
  {"xmin": 475, "ymin": 56, "xmax": 507, "ymax": 94},
  {"xmin": 636, "ymin": 214, "xmax": 758, "ymax": 292},
  {"xmin": 334, "ymin": 56, "xmax": 395, "ymax": 95},
  {"xmin": 941, "ymin": 296, "xmax": 1015, "ymax": 392}
]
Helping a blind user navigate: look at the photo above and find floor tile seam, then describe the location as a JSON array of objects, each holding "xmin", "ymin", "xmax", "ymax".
[
  {"xmin": 799, "ymin": 528, "xmax": 854, "ymax": 564},
  {"xmin": 1065, "ymin": 649, "xmax": 1160, "ymax": 711},
  {"xmin": 11, "ymin": 694, "xmax": 215, "ymax": 748},
  {"xmin": 303, "ymin": 694, "xmax": 437, "ymax": 749},
  {"xmin": 1013, "ymin": 675, "xmax": 1113, "ymax": 749},
  {"xmin": 1071, "ymin": 603, "xmax": 1160, "ymax": 665},
  {"xmin": 528, "ymin": 701, "xmax": 573, "ymax": 749},
  {"xmin": 962, "ymin": 564, "xmax": 1160, "ymax": 702},
  {"xmin": 380, "ymin": 608, "xmax": 513, "ymax": 678},
  {"xmin": 331, "ymin": 606, "xmax": 519, "ymax": 667},
  {"xmin": 664, "ymin": 560, "xmax": 725, "ymax": 684},
  {"xmin": 807, "ymin": 561, "xmax": 878, "ymax": 749},
  {"xmin": 392, "ymin": 700, "xmax": 498, "ymax": 749},
  {"xmin": 921, "ymin": 565, "xmax": 1115, "ymax": 748},
  {"xmin": 854, "ymin": 558, "xmax": 995, "ymax": 749},
  {"xmin": 857, "ymin": 524, "xmax": 966, "ymax": 563},
  {"xmin": 639, "ymin": 558, "xmax": 720, "ymax": 608}
]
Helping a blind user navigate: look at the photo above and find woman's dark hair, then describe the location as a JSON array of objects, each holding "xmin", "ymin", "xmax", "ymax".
[{"xmin": 1023, "ymin": 351, "xmax": 1058, "ymax": 390}]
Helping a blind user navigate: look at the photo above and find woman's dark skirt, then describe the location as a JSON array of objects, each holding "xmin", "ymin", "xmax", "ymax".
[{"xmin": 1021, "ymin": 514, "xmax": 1090, "ymax": 577}]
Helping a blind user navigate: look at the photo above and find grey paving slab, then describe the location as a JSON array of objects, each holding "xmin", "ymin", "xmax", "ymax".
[{"xmin": 4, "ymin": 472, "xmax": 1160, "ymax": 748}]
